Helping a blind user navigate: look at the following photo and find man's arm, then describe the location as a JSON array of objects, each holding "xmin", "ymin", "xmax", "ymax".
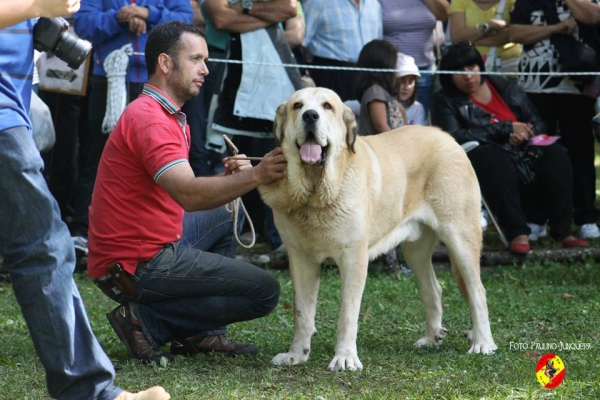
[
  {"xmin": 565, "ymin": 0, "xmax": 600, "ymax": 25},
  {"xmin": 284, "ymin": 12, "xmax": 305, "ymax": 48},
  {"xmin": 510, "ymin": 18, "xmax": 578, "ymax": 45},
  {"xmin": 0, "ymin": 0, "xmax": 80, "ymax": 28},
  {"xmin": 202, "ymin": 0, "xmax": 295, "ymax": 33},
  {"xmin": 157, "ymin": 148, "xmax": 287, "ymax": 212}
]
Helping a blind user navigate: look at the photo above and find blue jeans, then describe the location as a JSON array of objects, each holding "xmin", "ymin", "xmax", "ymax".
[
  {"xmin": 109, "ymin": 206, "xmax": 280, "ymax": 349},
  {"xmin": 0, "ymin": 126, "xmax": 122, "ymax": 400},
  {"xmin": 417, "ymin": 64, "xmax": 434, "ymax": 119}
]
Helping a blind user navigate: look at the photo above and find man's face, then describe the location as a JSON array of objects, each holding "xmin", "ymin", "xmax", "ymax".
[{"xmin": 168, "ymin": 32, "xmax": 209, "ymax": 103}]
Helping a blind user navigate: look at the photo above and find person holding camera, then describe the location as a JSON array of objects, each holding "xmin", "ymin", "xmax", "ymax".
[
  {"xmin": 431, "ymin": 42, "xmax": 589, "ymax": 255},
  {"xmin": 68, "ymin": 0, "xmax": 193, "ymax": 256},
  {"xmin": 510, "ymin": 0, "xmax": 600, "ymax": 239},
  {"xmin": 0, "ymin": 1, "xmax": 169, "ymax": 399}
]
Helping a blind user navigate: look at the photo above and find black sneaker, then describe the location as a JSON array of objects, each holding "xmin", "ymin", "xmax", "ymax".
[
  {"xmin": 106, "ymin": 304, "xmax": 174, "ymax": 365},
  {"xmin": 170, "ymin": 334, "xmax": 257, "ymax": 357}
]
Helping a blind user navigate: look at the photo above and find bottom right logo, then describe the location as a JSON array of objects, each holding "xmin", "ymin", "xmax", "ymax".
[{"xmin": 536, "ymin": 353, "xmax": 566, "ymax": 389}]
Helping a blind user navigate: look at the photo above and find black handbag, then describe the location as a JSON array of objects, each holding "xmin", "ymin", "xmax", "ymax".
[{"xmin": 508, "ymin": 145, "xmax": 544, "ymax": 186}]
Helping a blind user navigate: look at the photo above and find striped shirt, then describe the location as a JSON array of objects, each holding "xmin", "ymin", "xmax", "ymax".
[
  {"xmin": 0, "ymin": 20, "xmax": 34, "ymax": 132},
  {"xmin": 303, "ymin": 0, "xmax": 382, "ymax": 64},
  {"xmin": 380, "ymin": 0, "xmax": 438, "ymax": 67}
]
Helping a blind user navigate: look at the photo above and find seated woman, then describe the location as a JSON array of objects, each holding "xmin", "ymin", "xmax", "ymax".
[{"xmin": 431, "ymin": 41, "xmax": 588, "ymax": 254}]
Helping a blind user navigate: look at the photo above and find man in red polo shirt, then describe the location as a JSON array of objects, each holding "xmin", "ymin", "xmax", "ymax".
[{"xmin": 88, "ymin": 21, "xmax": 286, "ymax": 365}]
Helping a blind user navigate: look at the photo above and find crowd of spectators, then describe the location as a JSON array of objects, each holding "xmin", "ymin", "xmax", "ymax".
[{"xmin": 38, "ymin": 0, "xmax": 600, "ymax": 262}]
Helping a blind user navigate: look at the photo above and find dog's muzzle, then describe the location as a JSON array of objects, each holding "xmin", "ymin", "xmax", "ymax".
[{"xmin": 299, "ymin": 110, "xmax": 328, "ymax": 165}]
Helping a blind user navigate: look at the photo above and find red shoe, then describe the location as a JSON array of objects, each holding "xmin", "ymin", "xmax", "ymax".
[
  {"xmin": 509, "ymin": 241, "xmax": 531, "ymax": 255},
  {"xmin": 562, "ymin": 237, "xmax": 590, "ymax": 248}
]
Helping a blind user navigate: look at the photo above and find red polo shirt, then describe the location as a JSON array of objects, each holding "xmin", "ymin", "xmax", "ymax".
[{"xmin": 87, "ymin": 84, "xmax": 191, "ymax": 278}]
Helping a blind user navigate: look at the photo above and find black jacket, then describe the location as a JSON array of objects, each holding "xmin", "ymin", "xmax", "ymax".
[{"xmin": 431, "ymin": 75, "xmax": 547, "ymax": 146}]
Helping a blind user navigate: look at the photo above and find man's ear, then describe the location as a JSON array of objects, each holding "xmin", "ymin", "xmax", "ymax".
[
  {"xmin": 343, "ymin": 105, "xmax": 357, "ymax": 154},
  {"xmin": 157, "ymin": 53, "xmax": 172, "ymax": 74},
  {"xmin": 273, "ymin": 101, "xmax": 287, "ymax": 145}
]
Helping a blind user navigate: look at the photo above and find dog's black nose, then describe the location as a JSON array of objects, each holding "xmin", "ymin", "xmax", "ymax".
[{"xmin": 302, "ymin": 109, "xmax": 320, "ymax": 123}]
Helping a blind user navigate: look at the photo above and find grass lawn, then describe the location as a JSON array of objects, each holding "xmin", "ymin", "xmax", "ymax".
[{"xmin": 0, "ymin": 257, "xmax": 598, "ymax": 399}]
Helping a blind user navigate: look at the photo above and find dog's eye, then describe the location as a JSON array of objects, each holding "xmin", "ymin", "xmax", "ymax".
[
  {"xmin": 323, "ymin": 102, "xmax": 333, "ymax": 110},
  {"xmin": 293, "ymin": 102, "xmax": 303, "ymax": 110}
]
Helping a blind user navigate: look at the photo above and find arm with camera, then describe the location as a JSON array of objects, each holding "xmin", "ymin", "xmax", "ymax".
[{"xmin": 0, "ymin": 0, "xmax": 79, "ymax": 28}]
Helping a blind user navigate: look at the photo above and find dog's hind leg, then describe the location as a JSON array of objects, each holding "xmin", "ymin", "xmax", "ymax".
[
  {"xmin": 271, "ymin": 252, "xmax": 321, "ymax": 367},
  {"xmin": 442, "ymin": 226, "xmax": 497, "ymax": 354},
  {"xmin": 401, "ymin": 226, "xmax": 448, "ymax": 348}
]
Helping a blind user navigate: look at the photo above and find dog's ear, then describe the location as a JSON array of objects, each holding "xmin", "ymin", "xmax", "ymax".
[
  {"xmin": 273, "ymin": 101, "xmax": 287, "ymax": 146},
  {"xmin": 343, "ymin": 105, "xmax": 357, "ymax": 154}
]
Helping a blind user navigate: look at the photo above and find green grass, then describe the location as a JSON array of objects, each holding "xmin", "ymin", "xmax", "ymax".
[{"xmin": 0, "ymin": 260, "xmax": 598, "ymax": 399}]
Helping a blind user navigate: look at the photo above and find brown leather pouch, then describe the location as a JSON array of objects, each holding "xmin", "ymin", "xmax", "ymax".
[{"xmin": 107, "ymin": 263, "xmax": 136, "ymax": 299}]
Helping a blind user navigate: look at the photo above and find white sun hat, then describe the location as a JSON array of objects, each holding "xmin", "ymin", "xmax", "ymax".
[{"xmin": 396, "ymin": 53, "xmax": 421, "ymax": 78}]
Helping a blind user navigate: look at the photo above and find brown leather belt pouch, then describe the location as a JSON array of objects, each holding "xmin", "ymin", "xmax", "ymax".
[{"xmin": 107, "ymin": 263, "xmax": 136, "ymax": 299}]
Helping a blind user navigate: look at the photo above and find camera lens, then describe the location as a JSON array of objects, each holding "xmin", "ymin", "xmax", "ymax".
[{"xmin": 54, "ymin": 31, "xmax": 92, "ymax": 70}]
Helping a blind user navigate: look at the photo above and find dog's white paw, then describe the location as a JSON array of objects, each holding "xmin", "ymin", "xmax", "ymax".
[
  {"xmin": 414, "ymin": 327, "xmax": 448, "ymax": 348},
  {"xmin": 465, "ymin": 330, "xmax": 497, "ymax": 354},
  {"xmin": 271, "ymin": 352, "xmax": 309, "ymax": 366},
  {"xmin": 327, "ymin": 352, "xmax": 363, "ymax": 372}
]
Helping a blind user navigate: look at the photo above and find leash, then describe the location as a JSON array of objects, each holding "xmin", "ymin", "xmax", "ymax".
[{"xmin": 222, "ymin": 135, "xmax": 262, "ymax": 249}]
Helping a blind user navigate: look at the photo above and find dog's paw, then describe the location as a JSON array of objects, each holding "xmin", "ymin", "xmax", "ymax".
[
  {"xmin": 327, "ymin": 352, "xmax": 363, "ymax": 372},
  {"xmin": 468, "ymin": 341, "xmax": 497, "ymax": 354},
  {"xmin": 414, "ymin": 327, "xmax": 448, "ymax": 348},
  {"xmin": 271, "ymin": 352, "xmax": 309, "ymax": 366}
]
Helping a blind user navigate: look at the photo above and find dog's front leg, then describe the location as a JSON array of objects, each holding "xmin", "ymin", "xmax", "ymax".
[
  {"xmin": 271, "ymin": 254, "xmax": 321, "ymax": 367},
  {"xmin": 328, "ymin": 249, "xmax": 368, "ymax": 372}
]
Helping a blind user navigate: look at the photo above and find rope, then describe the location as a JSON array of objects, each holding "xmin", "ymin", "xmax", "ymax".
[
  {"xmin": 222, "ymin": 134, "xmax": 259, "ymax": 249},
  {"xmin": 102, "ymin": 44, "xmax": 133, "ymax": 134}
]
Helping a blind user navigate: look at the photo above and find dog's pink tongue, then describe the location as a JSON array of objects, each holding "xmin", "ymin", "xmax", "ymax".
[{"xmin": 299, "ymin": 139, "xmax": 322, "ymax": 164}]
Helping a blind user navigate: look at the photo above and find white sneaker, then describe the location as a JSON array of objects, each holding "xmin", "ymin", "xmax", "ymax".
[
  {"xmin": 480, "ymin": 210, "xmax": 489, "ymax": 231},
  {"xmin": 580, "ymin": 223, "xmax": 600, "ymax": 239},
  {"xmin": 527, "ymin": 223, "xmax": 547, "ymax": 241}
]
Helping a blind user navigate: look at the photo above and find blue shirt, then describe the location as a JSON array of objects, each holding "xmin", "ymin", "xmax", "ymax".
[
  {"xmin": 0, "ymin": 20, "xmax": 34, "ymax": 132},
  {"xmin": 303, "ymin": 0, "xmax": 382, "ymax": 64}
]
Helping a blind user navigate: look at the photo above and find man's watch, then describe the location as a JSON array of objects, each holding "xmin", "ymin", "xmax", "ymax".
[
  {"xmin": 481, "ymin": 22, "xmax": 490, "ymax": 34},
  {"xmin": 242, "ymin": 0, "xmax": 253, "ymax": 14}
]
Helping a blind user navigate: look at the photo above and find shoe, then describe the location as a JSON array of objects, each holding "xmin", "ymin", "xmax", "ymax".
[
  {"xmin": 509, "ymin": 236, "xmax": 531, "ymax": 255},
  {"xmin": 527, "ymin": 223, "xmax": 547, "ymax": 241},
  {"xmin": 72, "ymin": 235, "xmax": 89, "ymax": 256},
  {"xmin": 480, "ymin": 210, "xmax": 489, "ymax": 231},
  {"xmin": 114, "ymin": 386, "xmax": 171, "ymax": 400},
  {"xmin": 106, "ymin": 304, "xmax": 174, "ymax": 365},
  {"xmin": 170, "ymin": 334, "xmax": 258, "ymax": 357},
  {"xmin": 579, "ymin": 223, "xmax": 600, "ymax": 239},
  {"xmin": 561, "ymin": 236, "xmax": 590, "ymax": 248}
]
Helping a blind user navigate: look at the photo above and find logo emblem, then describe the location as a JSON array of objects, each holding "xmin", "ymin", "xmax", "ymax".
[{"xmin": 536, "ymin": 353, "xmax": 565, "ymax": 389}]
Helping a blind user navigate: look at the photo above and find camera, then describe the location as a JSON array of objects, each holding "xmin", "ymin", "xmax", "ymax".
[{"xmin": 33, "ymin": 17, "xmax": 92, "ymax": 70}]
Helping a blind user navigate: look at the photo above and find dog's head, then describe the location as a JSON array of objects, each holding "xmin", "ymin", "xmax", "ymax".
[{"xmin": 273, "ymin": 87, "xmax": 357, "ymax": 166}]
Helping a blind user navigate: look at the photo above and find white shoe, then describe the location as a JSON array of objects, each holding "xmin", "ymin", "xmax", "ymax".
[
  {"xmin": 480, "ymin": 210, "xmax": 489, "ymax": 231},
  {"xmin": 580, "ymin": 223, "xmax": 600, "ymax": 239},
  {"xmin": 527, "ymin": 223, "xmax": 547, "ymax": 241}
]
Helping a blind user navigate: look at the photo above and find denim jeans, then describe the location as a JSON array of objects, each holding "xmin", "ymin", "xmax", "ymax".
[
  {"xmin": 111, "ymin": 206, "xmax": 280, "ymax": 349},
  {"xmin": 417, "ymin": 64, "xmax": 434, "ymax": 118},
  {"xmin": 0, "ymin": 126, "xmax": 121, "ymax": 400}
]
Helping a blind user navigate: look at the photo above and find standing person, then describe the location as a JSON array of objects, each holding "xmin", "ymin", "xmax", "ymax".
[
  {"xmin": 0, "ymin": 1, "xmax": 169, "ymax": 399},
  {"xmin": 431, "ymin": 42, "xmax": 589, "ymax": 254},
  {"xmin": 355, "ymin": 39, "xmax": 407, "ymax": 272},
  {"xmin": 396, "ymin": 53, "xmax": 427, "ymax": 125},
  {"xmin": 448, "ymin": 0, "xmax": 522, "ymax": 74},
  {"xmin": 303, "ymin": 0, "xmax": 382, "ymax": 101},
  {"xmin": 510, "ymin": 0, "xmax": 600, "ymax": 239},
  {"xmin": 88, "ymin": 21, "xmax": 285, "ymax": 364},
  {"xmin": 69, "ymin": 0, "xmax": 193, "ymax": 256},
  {"xmin": 380, "ymin": 0, "xmax": 450, "ymax": 116}
]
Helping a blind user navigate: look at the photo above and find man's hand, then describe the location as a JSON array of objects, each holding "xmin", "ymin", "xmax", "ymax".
[
  {"xmin": 118, "ymin": 4, "xmax": 150, "ymax": 23},
  {"xmin": 557, "ymin": 17, "xmax": 578, "ymax": 35},
  {"xmin": 127, "ymin": 17, "xmax": 147, "ymax": 35},
  {"xmin": 253, "ymin": 147, "xmax": 287, "ymax": 185},
  {"xmin": 223, "ymin": 154, "xmax": 253, "ymax": 175}
]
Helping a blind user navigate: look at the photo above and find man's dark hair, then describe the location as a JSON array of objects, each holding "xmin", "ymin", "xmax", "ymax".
[
  {"xmin": 145, "ymin": 21, "xmax": 204, "ymax": 76},
  {"xmin": 355, "ymin": 39, "xmax": 398, "ymax": 101},
  {"xmin": 438, "ymin": 41, "xmax": 486, "ymax": 91}
]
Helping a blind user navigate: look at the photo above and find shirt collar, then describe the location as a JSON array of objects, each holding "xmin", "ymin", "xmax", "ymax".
[{"xmin": 141, "ymin": 84, "xmax": 180, "ymax": 114}]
